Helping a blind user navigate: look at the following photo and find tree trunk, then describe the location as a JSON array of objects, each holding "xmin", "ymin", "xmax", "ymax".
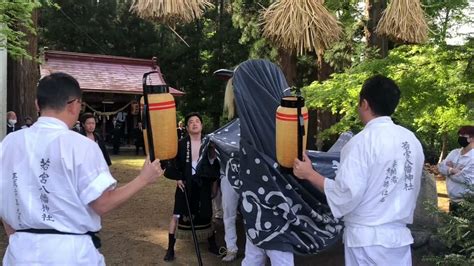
[
  {"xmin": 307, "ymin": 109, "xmax": 318, "ymax": 150},
  {"xmin": 440, "ymin": 8, "xmax": 451, "ymax": 42},
  {"xmin": 210, "ymin": 0, "xmax": 225, "ymax": 129},
  {"xmin": 277, "ymin": 48, "xmax": 297, "ymax": 86},
  {"xmin": 365, "ymin": 0, "xmax": 388, "ymax": 58},
  {"xmin": 438, "ymin": 132, "xmax": 448, "ymax": 164},
  {"xmin": 316, "ymin": 51, "xmax": 333, "ymax": 82},
  {"xmin": 7, "ymin": 9, "xmax": 39, "ymax": 124},
  {"xmin": 308, "ymin": 51, "xmax": 338, "ymax": 151}
]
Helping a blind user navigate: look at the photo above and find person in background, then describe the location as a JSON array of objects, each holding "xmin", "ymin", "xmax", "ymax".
[
  {"xmin": 21, "ymin": 116, "xmax": 34, "ymax": 129},
  {"xmin": 6, "ymin": 111, "xmax": 19, "ymax": 135},
  {"xmin": 177, "ymin": 121, "xmax": 186, "ymax": 140},
  {"xmin": 81, "ymin": 112, "xmax": 112, "ymax": 166},
  {"xmin": 438, "ymin": 125, "xmax": 474, "ymax": 215},
  {"xmin": 72, "ymin": 120, "xmax": 81, "ymax": 133},
  {"xmin": 163, "ymin": 112, "xmax": 220, "ymax": 262},
  {"xmin": 133, "ymin": 122, "xmax": 145, "ymax": 155},
  {"xmin": 112, "ymin": 122, "xmax": 122, "ymax": 155},
  {"xmin": 115, "ymin": 111, "xmax": 127, "ymax": 141},
  {"xmin": 293, "ymin": 75, "xmax": 425, "ymax": 266},
  {"xmin": 1, "ymin": 72, "xmax": 163, "ymax": 265}
]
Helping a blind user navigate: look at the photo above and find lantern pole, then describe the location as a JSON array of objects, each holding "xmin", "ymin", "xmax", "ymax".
[
  {"xmin": 142, "ymin": 71, "xmax": 202, "ymax": 265},
  {"xmin": 142, "ymin": 71, "xmax": 157, "ymax": 162},
  {"xmin": 294, "ymin": 87, "xmax": 304, "ymax": 161}
]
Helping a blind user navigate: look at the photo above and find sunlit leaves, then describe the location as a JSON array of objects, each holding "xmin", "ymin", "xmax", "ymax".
[
  {"xmin": 0, "ymin": 0, "xmax": 45, "ymax": 59},
  {"xmin": 304, "ymin": 44, "xmax": 473, "ymax": 157}
]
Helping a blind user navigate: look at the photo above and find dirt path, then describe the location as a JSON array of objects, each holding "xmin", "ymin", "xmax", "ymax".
[
  {"xmin": 95, "ymin": 155, "xmax": 236, "ymax": 265},
  {"xmin": 1, "ymin": 154, "xmax": 442, "ymax": 265}
]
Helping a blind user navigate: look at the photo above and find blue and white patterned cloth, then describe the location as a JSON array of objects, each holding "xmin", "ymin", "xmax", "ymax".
[{"xmin": 200, "ymin": 59, "xmax": 344, "ymax": 254}]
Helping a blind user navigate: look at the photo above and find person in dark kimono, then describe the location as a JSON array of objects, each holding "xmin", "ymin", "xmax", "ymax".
[
  {"xmin": 133, "ymin": 122, "xmax": 145, "ymax": 155},
  {"xmin": 80, "ymin": 113, "xmax": 112, "ymax": 166},
  {"xmin": 176, "ymin": 121, "xmax": 186, "ymax": 140},
  {"xmin": 111, "ymin": 121, "xmax": 122, "ymax": 155},
  {"xmin": 163, "ymin": 112, "xmax": 220, "ymax": 262}
]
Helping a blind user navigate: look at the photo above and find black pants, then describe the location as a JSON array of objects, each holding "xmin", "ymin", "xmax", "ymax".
[
  {"xmin": 173, "ymin": 178, "xmax": 213, "ymax": 236},
  {"xmin": 135, "ymin": 144, "xmax": 145, "ymax": 155}
]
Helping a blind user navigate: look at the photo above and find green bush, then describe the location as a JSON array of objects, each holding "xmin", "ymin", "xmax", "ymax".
[{"xmin": 424, "ymin": 186, "xmax": 474, "ymax": 265}]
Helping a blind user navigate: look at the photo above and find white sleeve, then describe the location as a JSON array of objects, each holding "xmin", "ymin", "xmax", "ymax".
[
  {"xmin": 438, "ymin": 150, "xmax": 457, "ymax": 176},
  {"xmin": 449, "ymin": 161, "xmax": 474, "ymax": 185},
  {"xmin": 77, "ymin": 143, "xmax": 117, "ymax": 205},
  {"xmin": 324, "ymin": 141, "xmax": 369, "ymax": 218}
]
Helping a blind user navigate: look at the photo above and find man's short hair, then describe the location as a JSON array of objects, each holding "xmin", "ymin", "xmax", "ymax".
[
  {"xmin": 458, "ymin": 125, "xmax": 474, "ymax": 137},
  {"xmin": 37, "ymin": 72, "xmax": 81, "ymax": 111},
  {"xmin": 359, "ymin": 75, "xmax": 401, "ymax": 117},
  {"xmin": 185, "ymin": 112, "xmax": 202, "ymax": 126}
]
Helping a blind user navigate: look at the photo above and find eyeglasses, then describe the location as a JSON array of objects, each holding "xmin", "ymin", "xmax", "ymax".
[{"xmin": 66, "ymin": 98, "xmax": 82, "ymax": 104}]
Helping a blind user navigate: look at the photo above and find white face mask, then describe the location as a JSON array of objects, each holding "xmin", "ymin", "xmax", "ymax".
[{"xmin": 8, "ymin": 119, "xmax": 17, "ymax": 125}]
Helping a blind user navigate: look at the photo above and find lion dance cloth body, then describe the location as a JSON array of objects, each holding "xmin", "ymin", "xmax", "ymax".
[{"xmin": 201, "ymin": 59, "xmax": 344, "ymax": 254}]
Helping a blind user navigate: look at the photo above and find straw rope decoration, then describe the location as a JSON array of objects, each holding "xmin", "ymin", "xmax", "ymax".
[
  {"xmin": 130, "ymin": 0, "xmax": 214, "ymax": 24},
  {"xmin": 261, "ymin": 0, "xmax": 342, "ymax": 55},
  {"xmin": 376, "ymin": 0, "xmax": 428, "ymax": 44}
]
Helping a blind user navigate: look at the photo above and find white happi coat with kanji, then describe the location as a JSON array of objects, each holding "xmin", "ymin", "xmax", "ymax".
[
  {"xmin": 324, "ymin": 116, "xmax": 424, "ymax": 249},
  {"xmin": 1, "ymin": 117, "xmax": 116, "ymax": 265}
]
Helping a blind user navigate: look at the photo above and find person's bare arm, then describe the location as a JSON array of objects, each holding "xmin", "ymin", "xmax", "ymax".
[
  {"xmin": 293, "ymin": 152, "xmax": 326, "ymax": 192},
  {"xmin": 89, "ymin": 159, "xmax": 163, "ymax": 216},
  {"xmin": 2, "ymin": 219, "xmax": 15, "ymax": 237}
]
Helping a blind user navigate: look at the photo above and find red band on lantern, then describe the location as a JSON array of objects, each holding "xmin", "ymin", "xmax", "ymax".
[
  {"xmin": 148, "ymin": 101, "xmax": 176, "ymax": 111},
  {"xmin": 276, "ymin": 112, "xmax": 309, "ymax": 121}
]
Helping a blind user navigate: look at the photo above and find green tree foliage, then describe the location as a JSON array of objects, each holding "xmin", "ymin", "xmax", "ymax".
[
  {"xmin": 231, "ymin": 0, "xmax": 275, "ymax": 59},
  {"xmin": 36, "ymin": 0, "xmax": 474, "ymax": 133},
  {"xmin": 156, "ymin": 0, "xmax": 251, "ymax": 127},
  {"xmin": 322, "ymin": 0, "xmax": 471, "ymax": 71},
  {"xmin": 304, "ymin": 44, "xmax": 473, "ymax": 162},
  {"xmin": 0, "ymin": 0, "xmax": 51, "ymax": 59},
  {"xmin": 323, "ymin": 0, "xmax": 374, "ymax": 72},
  {"xmin": 424, "ymin": 186, "xmax": 474, "ymax": 265},
  {"xmin": 422, "ymin": 0, "xmax": 470, "ymax": 43},
  {"xmin": 39, "ymin": 0, "xmax": 251, "ymax": 129},
  {"xmin": 39, "ymin": 0, "xmax": 162, "ymax": 57}
]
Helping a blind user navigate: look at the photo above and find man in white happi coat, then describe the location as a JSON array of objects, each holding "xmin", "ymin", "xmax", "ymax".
[
  {"xmin": 294, "ymin": 75, "xmax": 424, "ymax": 266},
  {"xmin": 0, "ymin": 72, "xmax": 163, "ymax": 265}
]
